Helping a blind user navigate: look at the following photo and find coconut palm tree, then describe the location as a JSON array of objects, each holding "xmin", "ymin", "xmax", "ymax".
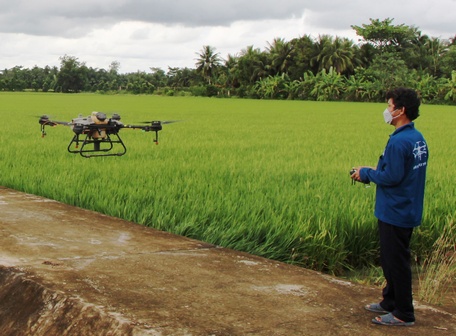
[
  {"xmin": 311, "ymin": 35, "xmax": 358, "ymax": 75},
  {"xmin": 235, "ymin": 46, "xmax": 268, "ymax": 86},
  {"xmin": 288, "ymin": 35, "xmax": 315, "ymax": 80},
  {"xmin": 265, "ymin": 37, "xmax": 294, "ymax": 75},
  {"xmin": 195, "ymin": 45, "xmax": 221, "ymax": 85},
  {"xmin": 218, "ymin": 54, "xmax": 239, "ymax": 96}
]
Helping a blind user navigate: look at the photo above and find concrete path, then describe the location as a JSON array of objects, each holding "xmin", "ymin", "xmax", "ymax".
[{"xmin": 0, "ymin": 186, "xmax": 454, "ymax": 335}]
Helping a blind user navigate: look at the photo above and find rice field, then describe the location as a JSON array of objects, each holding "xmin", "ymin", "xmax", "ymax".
[{"xmin": 1, "ymin": 92, "xmax": 455, "ymax": 274}]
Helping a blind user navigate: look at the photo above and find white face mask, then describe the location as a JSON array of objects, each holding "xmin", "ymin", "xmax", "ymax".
[
  {"xmin": 383, "ymin": 108, "xmax": 393, "ymax": 124},
  {"xmin": 383, "ymin": 108, "xmax": 401, "ymax": 124}
]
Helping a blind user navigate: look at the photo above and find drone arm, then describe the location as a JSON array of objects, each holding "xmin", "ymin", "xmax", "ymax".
[
  {"xmin": 39, "ymin": 116, "xmax": 72, "ymax": 137},
  {"xmin": 123, "ymin": 122, "xmax": 162, "ymax": 144}
]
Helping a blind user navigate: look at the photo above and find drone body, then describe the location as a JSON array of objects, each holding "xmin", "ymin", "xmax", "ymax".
[{"xmin": 39, "ymin": 112, "xmax": 170, "ymax": 158}]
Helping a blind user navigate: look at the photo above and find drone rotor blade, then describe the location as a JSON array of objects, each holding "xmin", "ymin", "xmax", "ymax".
[
  {"xmin": 140, "ymin": 120, "xmax": 181, "ymax": 124},
  {"xmin": 161, "ymin": 120, "xmax": 181, "ymax": 125}
]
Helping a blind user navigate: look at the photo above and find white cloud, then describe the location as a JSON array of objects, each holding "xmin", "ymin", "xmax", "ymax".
[{"xmin": 0, "ymin": 0, "xmax": 454, "ymax": 73}]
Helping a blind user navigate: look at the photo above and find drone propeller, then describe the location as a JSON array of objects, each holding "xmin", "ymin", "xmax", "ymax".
[{"xmin": 140, "ymin": 120, "xmax": 181, "ymax": 125}]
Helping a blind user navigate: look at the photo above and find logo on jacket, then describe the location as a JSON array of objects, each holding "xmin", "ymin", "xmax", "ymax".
[{"xmin": 413, "ymin": 141, "xmax": 427, "ymax": 161}]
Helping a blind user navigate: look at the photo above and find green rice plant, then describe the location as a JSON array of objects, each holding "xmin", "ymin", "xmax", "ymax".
[{"xmin": 0, "ymin": 92, "xmax": 455, "ymax": 275}]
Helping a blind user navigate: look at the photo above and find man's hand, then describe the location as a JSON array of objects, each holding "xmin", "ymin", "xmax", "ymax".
[{"xmin": 351, "ymin": 166, "xmax": 376, "ymax": 182}]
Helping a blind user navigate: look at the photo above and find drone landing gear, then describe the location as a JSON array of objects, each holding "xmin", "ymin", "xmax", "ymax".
[{"xmin": 68, "ymin": 133, "xmax": 127, "ymax": 158}]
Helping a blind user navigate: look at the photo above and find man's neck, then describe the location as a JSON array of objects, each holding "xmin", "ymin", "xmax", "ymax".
[{"xmin": 394, "ymin": 117, "xmax": 412, "ymax": 129}]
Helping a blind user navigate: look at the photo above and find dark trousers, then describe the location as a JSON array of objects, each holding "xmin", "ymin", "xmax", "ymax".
[{"xmin": 378, "ymin": 220, "xmax": 415, "ymax": 322}]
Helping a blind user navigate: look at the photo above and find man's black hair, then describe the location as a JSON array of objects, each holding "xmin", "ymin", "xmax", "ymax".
[{"xmin": 386, "ymin": 87, "xmax": 421, "ymax": 121}]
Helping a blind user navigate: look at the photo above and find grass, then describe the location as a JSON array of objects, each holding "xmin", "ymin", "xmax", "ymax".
[
  {"xmin": 0, "ymin": 92, "xmax": 455, "ymax": 279},
  {"xmin": 417, "ymin": 219, "xmax": 456, "ymax": 305}
]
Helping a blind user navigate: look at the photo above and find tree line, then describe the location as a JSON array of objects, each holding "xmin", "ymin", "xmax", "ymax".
[{"xmin": 1, "ymin": 18, "xmax": 455, "ymax": 104}]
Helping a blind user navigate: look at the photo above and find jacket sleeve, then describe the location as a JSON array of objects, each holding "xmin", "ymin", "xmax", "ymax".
[{"xmin": 359, "ymin": 141, "xmax": 407, "ymax": 186}]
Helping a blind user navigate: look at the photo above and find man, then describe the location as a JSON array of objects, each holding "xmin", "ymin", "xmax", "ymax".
[{"xmin": 351, "ymin": 87, "xmax": 428, "ymax": 326}]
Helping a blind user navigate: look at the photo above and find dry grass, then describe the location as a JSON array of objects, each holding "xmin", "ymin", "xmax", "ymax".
[{"xmin": 417, "ymin": 219, "xmax": 456, "ymax": 305}]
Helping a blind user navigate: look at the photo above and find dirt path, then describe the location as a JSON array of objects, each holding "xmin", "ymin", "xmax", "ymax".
[{"xmin": 0, "ymin": 186, "xmax": 454, "ymax": 335}]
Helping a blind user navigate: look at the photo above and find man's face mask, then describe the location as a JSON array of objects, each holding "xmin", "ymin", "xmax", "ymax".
[
  {"xmin": 383, "ymin": 107, "xmax": 400, "ymax": 124},
  {"xmin": 383, "ymin": 108, "xmax": 393, "ymax": 124}
]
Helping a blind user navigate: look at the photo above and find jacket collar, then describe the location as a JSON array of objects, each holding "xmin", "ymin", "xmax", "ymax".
[{"xmin": 392, "ymin": 122, "xmax": 414, "ymax": 136}]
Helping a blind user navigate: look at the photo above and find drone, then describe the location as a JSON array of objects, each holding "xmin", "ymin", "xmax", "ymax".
[{"xmin": 39, "ymin": 112, "xmax": 176, "ymax": 158}]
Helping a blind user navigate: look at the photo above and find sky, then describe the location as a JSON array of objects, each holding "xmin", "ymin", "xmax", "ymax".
[{"xmin": 1, "ymin": 0, "xmax": 455, "ymax": 74}]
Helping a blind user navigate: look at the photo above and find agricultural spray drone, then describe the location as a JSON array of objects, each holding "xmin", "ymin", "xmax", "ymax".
[{"xmin": 39, "ymin": 112, "xmax": 177, "ymax": 158}]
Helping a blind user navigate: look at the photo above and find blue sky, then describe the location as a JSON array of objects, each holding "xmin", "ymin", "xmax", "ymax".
[{"xmin": 0, "ymin": 0, "xmax": 454, "ymax": 73}]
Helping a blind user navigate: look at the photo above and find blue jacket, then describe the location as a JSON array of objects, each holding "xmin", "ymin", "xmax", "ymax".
[{"xmin": 360, "ymin": 123, "xmax": 428, "ymax": 228}]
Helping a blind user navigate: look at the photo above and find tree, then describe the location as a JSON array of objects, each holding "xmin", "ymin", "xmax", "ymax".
[
  {"xmin": 412, "ymin": 35, "xmax": 447, "ymax": 76},
  {"xmin": 125, "ymin": 71, "xmax": 155, "ymax": 94},
  {"xmin": 109, "ymin": 61, "xmax": 121, "ymax": 74},
  {"xmin": 351, "ymin": 18, "xmax": 420, "ymax": 52},
  {"xmin": 149, "ymin": 67, "xmax": 167, "ymax": 89},
  {"xmin": 195, "ymin": 45, "xmax": 221, "ymax": 84},
  {"xmin": 56, "ymin": 55, "xmax": 87, "ymax": 93},
  {"xmin": 440, "ymin": 45, "xmax": 456, "ymax": 78},
  {"xmin": 265, "ymin": 38, "xmax": 294, "ymax": 76},
  {"xmin": 288, "ymin": 35, "xmax": 315, "ymax": 80},
  {"xmin": 284, "ymin": 79, "xmax": 305, "ymax": 100},
  {"xmin": 310, "ymin": 67, "xmax": 345, "ymax": 101},
  {"xmin": 414, "ymin": 73, "xmax": 440, "ymax": 103},
  {"xmin": 42, "ymin": 65, "xmax": 58, "ymax": 92},
  {"xmin": 1, "ymin": 66, "xmax": 27, "ymax": 91},
  {"xmin": 235, "ymin": 46, "xmax": 268, "ymax": 86},
  {"xmin": 215, "ymin": 54, "xmax": 239, "ymax": 97},
  {"xmin": 167, "ymin": 67, "xmax": 198, "ymax": 89},
  {"xmin": 310, "ymin": 35, "xmax": 359, "ymax": 75},
  {"xmin": 363, "ymin": 52, "xmax": 412, "ymax": 99},
  {"xmin": 355, "ymin": 43, "xmax": 378, "ymax": 70},
  {"xmin": 344, "ymin": 73, "xmax": 371, "ymax": 102},
  {"xmin": 254, "ymin": 73, "xmax": 289, "ymax": 99},
  {"xmin": 441, "ymin": 71, "xmax": 456, "ymax": 103}
]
